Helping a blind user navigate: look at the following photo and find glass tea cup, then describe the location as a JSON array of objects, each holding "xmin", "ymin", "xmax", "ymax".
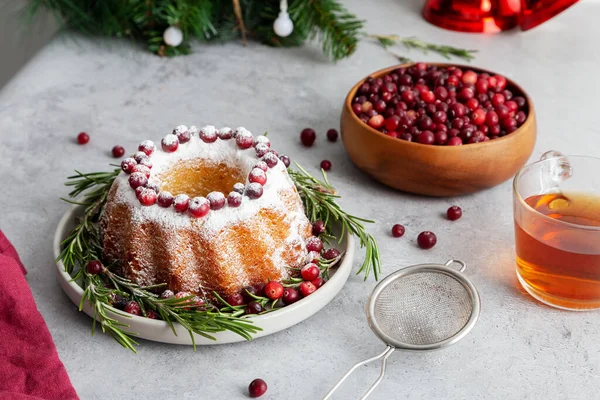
[{"xmin": 513, "ymin": 151, "xmax": 600, "ymax": 310}]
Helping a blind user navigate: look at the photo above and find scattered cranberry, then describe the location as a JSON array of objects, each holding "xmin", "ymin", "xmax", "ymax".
[
  {"xmin": 86, "ymin": 260, "xmax": 103, "ymax": 275},
  {"xmin": 146, "ymin": 310, "xmax": 158, "ymax": 319},
  {"xmin": 173, "ymin": 194, "xmax": 190, "ymax": 213},
  {"xmin": 188, "ymin": 197, "xmax": 210, "ymax": 218},
  {"xmin": 322, "ymin": 248, "xmax": 341, "ymax": 260},
  {"xmin": 138, "ymin": 140, "xmax": 156, "ymax": 156},
  {"xmin": 300, "ymin": 128, "xmax": 316, "ymax": 147},
  {"xmin": 311, "ymin": 277, "xmax": 324, "ymax": 289},
  {"xmin": 157, "ymin": 191, "xmax": 174, "ymax": 208},
  {"xmin": 327, "ymin": 129, "xmax": 339, "ymax": 142},
  {"xmin": 280, "ymin": 155, "xmax": 291, "ymax": 168},
  {"xmin": 391, "ymin": 224, "xmax": 405, "ymax": 238},
  {"xmin": 128, "ymin": 172, "xmax": 148, "ymax": 189},
  {"xmin": 306, "ymin": 236, "xmax": 323, "ymax": 253},
  {"xmin": 264, "ymin": 281, "xmax": 284, "ymax": 300},
  {"xmin": 248, "ymin": 168, "xmax": 267, "ymax": 186},
  {"xmin": 124, "ymin": 301, "xmax": 141, "ymax": 316},
  {"xmin": 301, "ymin": 263, "xmax": 320, "ymax": 281},
  {"xmin": 228, "ymin": 192, "xmax": 243, "ymax": 207},
  {"xmin": 447, "ymin": 206, "xmax": 463, "ymax": 221},
  {"xmin": 312, "ymin": 220, "xmax": 326, "ymax": 236},
  {"xmin": 226, "ymin": 293, "xmax": 245, "ymax": 306},
  {"xmin": 320, "ymin": 160, "xmax": 332, "ymax": 171},
  {"xmin": 77, "ymin": 132, "xmax": 89, "ymax": 144},
  {"xmin": 121, "ymin": 158, "xmax": 137, "ymax": 174},
  {"xmin": 138, "ymin": 188, "xmax": 157, "ymax": 206},
  {"xmin": 246, "ymin": 183, "xmax": 263, "ymax": 199},
  {"xmin": 248, "ymin": 379, "xmax": 268, "ymax": 398},
  {"xmin": 245, "ymin": 301, "xmax": 264, "ymax": 315},
  {"xmin": 112, "ymin": 145, "xmax": 125, "ymax": 158},
  {"xmin": 299, "ymin": 281, "xmax": 317, "ymax": 297},
  {"xmin": 282, "ymin": 287, "xmax": 299, "ymax": 305},
  {"xmin": 160, "ymin": 290, "xmax": 175, "ymax": 299},
  {"xmin": 417, "ymin": 231, "xmax": 437, "ymax": 249},
  {"xmin": 161, "ymin": 134, "xmax": 179, "ymax": 152}
]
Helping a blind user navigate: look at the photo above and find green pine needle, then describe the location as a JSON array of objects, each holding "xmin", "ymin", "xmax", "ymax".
[{"xmin": 370, "ymin": 34, "xmax": 477, "ymax": 62}]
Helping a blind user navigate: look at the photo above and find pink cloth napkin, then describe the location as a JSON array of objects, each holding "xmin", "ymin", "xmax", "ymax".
[{"xmin": 0, "ymin": 230, "xmax": 79, "ymax": 400}]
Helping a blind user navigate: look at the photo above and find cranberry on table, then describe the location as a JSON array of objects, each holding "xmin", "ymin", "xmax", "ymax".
[
  {"xmin": 447, "ymin": 206, "xmax": 463, "ymax": 221},
  {"xmin": 391, "ymin": 224, "xmax": 405, "ymax": 238},
  {"xmin": 111, "ymin": 145, "xmax": 125, "ymax": 158},
  {"xmin": 301, "ymin": 263, "xmax": 320, "ymax": 281},
  {"xmin": 248, "ymin": 379, "xmax": 268, "ymax": 398},
  {"xmin": 320, "ymin": 160, "xmax": 332, "ymax": 171},
  {"xmin": 86, "ymin": 260, "xmax": 103, "ymax": 275},
  {"xmin": 300, "ymin": 128, "xmax": 316, "ymax": 147},
  {"xmin": 76, "ymin": 132, "xmax": 89, "ymax": 144},
  {"xmin": 282, "ymin": 287, "xmax": 300, "ymax": 305},
  {"xmin": 245, "ymin": 301, "xmax": 264, "ymax": 315},
  {"xmin": 264, "ymin": 281, "xmax": 284, "ymax": 300},
  {"xmin": 417, "ymin": 231, "xmax": 437, "ymax": 249},
  {"xmin": 299, "ymin": 281, "xmax": 317, "ymax": 297}
]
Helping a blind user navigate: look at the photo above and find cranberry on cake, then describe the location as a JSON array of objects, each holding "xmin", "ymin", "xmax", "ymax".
[{"xmin": 100, "ymin": 125, "xmax": 312, "ymax": 299}]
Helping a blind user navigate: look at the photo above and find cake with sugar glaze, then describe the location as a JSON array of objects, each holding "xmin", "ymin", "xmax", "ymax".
[{"xmin": 100, "ymin": 125, "xmax": 313, "ymax": 299}]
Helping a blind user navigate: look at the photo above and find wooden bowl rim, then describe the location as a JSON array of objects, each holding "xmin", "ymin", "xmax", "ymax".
[{"xmin": 343, "ymin": 62, "xmax": 536, "ymax": 150}]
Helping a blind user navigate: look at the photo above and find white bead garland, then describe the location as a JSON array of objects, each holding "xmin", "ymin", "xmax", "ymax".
[
  {"xmin": 273, "ymin": 0, "xmax": 293, "ymax": 37},
  {"xmin": 163, "ymin": 26, "xmax": 183, "ymax": 47}
]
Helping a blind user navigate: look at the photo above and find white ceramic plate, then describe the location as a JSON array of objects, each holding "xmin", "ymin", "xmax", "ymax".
[{"xmin": 54, "ymin": 205, "xmax": 354, "ymax": 345}]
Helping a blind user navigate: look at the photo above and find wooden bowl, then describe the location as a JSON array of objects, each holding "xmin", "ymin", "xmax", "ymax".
[{"xmin": 341, "ymin": 63, "xmax": 537, "ymax": 197}]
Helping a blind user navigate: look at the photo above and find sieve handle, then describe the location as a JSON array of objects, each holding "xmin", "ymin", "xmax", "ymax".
[
  {"xmin": 445, "ymin": 259, "xmax": 466, "ymax": 272},
  {"xmin": 322, "ymin": 345, "xmax": 395, "ymax": 400}
]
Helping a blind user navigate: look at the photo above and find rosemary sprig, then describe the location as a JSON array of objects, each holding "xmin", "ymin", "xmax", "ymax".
[
  {"xmin": 289, "ymin": 164, "xmax": 381, "ymax": 281},
  {"xmin": 370, "ymin": 34, "xmax": 477, "ymax": 62}
]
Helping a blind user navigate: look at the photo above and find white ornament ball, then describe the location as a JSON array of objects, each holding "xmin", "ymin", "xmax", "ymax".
[
  {"xmin": 163, "ymin": 26, "xmax": 183, "ymax": 47},
  {"xmin": 273, "ymin": 12, "xmax": 294, "ymax": 37}
]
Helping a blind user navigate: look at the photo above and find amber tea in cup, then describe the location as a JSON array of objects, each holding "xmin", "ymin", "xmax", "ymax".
[{"xmin": 513, "ymin": 153, "xmax": 600, "ymax": 310}]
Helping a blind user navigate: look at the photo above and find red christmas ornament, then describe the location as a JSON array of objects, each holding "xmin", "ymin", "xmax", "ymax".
[{"xmin": 422, "ymin": 0, "xmax": 578, "ymax": 33}]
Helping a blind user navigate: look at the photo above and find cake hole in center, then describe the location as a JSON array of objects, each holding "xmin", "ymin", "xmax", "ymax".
[{"xmin": 157, "ymin": 159, "xmax": 247, "ymax": 198}]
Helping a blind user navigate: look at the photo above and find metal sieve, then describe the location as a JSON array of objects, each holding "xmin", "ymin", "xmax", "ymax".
[{"xmin": 322, "ymin": 259, "xmax": 480, "ymax": 399}]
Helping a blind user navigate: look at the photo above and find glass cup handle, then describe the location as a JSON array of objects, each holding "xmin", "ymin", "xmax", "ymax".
[{"xmin": 539, "ymin": 150, "xmax": 573, "ymax": 184}]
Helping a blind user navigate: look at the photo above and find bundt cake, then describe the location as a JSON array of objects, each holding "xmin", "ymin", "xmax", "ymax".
[{"xmin": 100, "ymin": 125, "xmax": 313, "ymax": 299}]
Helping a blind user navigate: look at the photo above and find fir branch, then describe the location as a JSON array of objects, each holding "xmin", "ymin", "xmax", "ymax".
[
  {"xmin": 369, "ymin": 34, "xmax": 477, "ymax": 62},
  {"xmin": 289, "ymin": 165, "xmax": 381, "ymax": 281}
]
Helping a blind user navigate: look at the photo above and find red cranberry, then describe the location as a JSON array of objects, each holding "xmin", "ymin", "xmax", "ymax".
[
  {"xmin": 417, "ymin": 231, "xmax": 437, "ymax": 249},
  {"xmin": 447, "ymin": 75, "xmax": 459, "ymax": 87},
  {"xmin": 472, "ymin": 109, "xmax": 487, "ymax": 125},
  {"xmin": 476, "ymin": 79, "xmax": 489, "ymax": 94},
  {"xmin": 301, "ymin": 263, "xmax": 320, "ymax": 281},
  {"xmin": 374, "ymin": 99, "xmax": 386, "ymax": 113},
  {"xmin": 306, "ymin": 236, "xmax": 323, "ymax": 253},
  {"xmin": 515, "ymin": 111, "xmax": 527, "ymax": 125},
  {"xmin": 173, "ymin": 125, "xmax": 191, "ymax": 143},
  {"xmin": 245, "ymin": 301, "xmax": 264, "ymax": 315},
  {"xmin": 173, "ymin": 194, "xmax": 190, "ymax": 213},
  {"xmin": 459, "ymin": 87, "xmax": 475, "ymax": 101},
  {"xmin": 399, "ymin": 133, "xmax": 412, "ymax": 142},
  {"xmin": 447, "ymin": 206, "xmax": 463, "ymax": 221},
  {"xmin": 262, "ymin": 152, "xmax": 279, "ymax": 168},
  {"xmin": 121, "ymin": 158, "xmax": 137, "ymax": 174},
  {"xmin": 451, "ymin": 103, "xmax": 466, "ymax": 118},
  {"xmin": 207, "ymin": 191, "xmax": 226, "ymax": 210},
  {"xmin": 384, "ymin": 115, "xmax": 400, "ymax": 131},
  {"xmin": 502, "ymin": 117, "xmax": 518, "ymax": 132},
  {"xmin": 505, "ymin": 100, "xmax": 518, "ymax": 114},
  {"xmin": 311, "ymin": 277, "xmax": 325, "ymax": 289},
  {"xmin": 111, "ymin": 145, "xmax": 125, "ymax": 158},
  {"xmin": 77, "ymin": 132, "xmax": 89, "ymax": 144},
  {"xmin": 226, "ymin": 293, "xmax": 245, "ymax": 306},
  {"xmin": 496, "ymin": 105, "xmax": 510, "ymax": 120},
  {"xmin": 128, "ymin": 172, "xmax": 147, "ymax": 189},
  {"xmin": 248, "ymin": 379, "xmax": 267, "ymax": 398},
  {"xmin": 447, "ymin": 137, "xmax": 462, "ymax": 146},
  {"xmin": 157, "ymin": 191, "xmax": 174, "ymax": 208},
  {"xmin": 352, "ymin": 103, "xmax": 362, "ymax": 114},
  {"xmin": 146, "ymin": 310, "xmax": 158, "ymax": 319},
  {"xmin": 299, "ymin": 281, "xmax": 317, "ymax": 297},
  {"xmin": 199, "ymin": 127, "xmax": 217, "ymax": 143},
  {"xmin": 188, "ymin": 197, "xmax": 210, "ymax": 218},
  {"xmin": 248, "ymin": 168, "xmax": 267, "ymax": 186},
  {"xmin": 324, "ymin": 129, "xmax": 338, "ymax": 142},
  {"xmin": 391, "ymin": 224, "xmax": 405, "ymax": 238},
  {"xmin": 434, "ymin": 86, "xmax": 448, "ymax": 100},
  {"xmin": 300, "ymin": 128, "xmax": 316, "ymax": 147},
  {"xmin": 462, "ymin": 70, "xmax": 477, "ymax": 85},
  {"xmin": 320, "ymin": 160, "xmax": 332, "ymax": 171},
  {"xmin": 312, "ymin": 220, "xmax": 326, "ymax": 236},
  {"xmin": 435, "ymin": 131, "xmax": 448, "ymax": 145},
  {"xmin": 86, "ymin": 260, "xmax": 103, "ymax": 275},
  {"xmin": 421, "ymin": 91, "xmax": 435, "ymax": 104},
  {"xmin": 492, "ymin": 93, "xmax": 505, "ymax": 107},
  {"xmin": 138, "ymin": 140, "xmax": 156, "ymax": 156},
  {"xmin": 236, "ymin": 131, "xmax": 254, "ymax": 149},
  {"xmin": 486, "ymin": 111, "xmax": 499, "ymax": 127},
  {"xmin": 368, "ymin": 115, "xmax": 384, "ymax": 129},
  {"xmin": 466, "ymin": 98, "xmax": 479, "ymax": 111},
  {"xmin": 138, "ymin": 188, "xmax": 157, "ymax": 206},
  {"xmin": 279, "ymin": 155, "xmax": 291, "ymax": 168},
  {"xmin": 227, "ymin": 192, "xmax": 242, "ymax": 207},
  {"xmin": 246, "ymin": 183, "xmax": 263, "ymax": 199},
  {"xmin": 282, "ymin": 287, "xmax": 299, "ymax": 305},
  {"xmin": 253, "ymin": 161, "xmax": 268, "ymax": 172},
  {"xmin": 217, "ymin": 127, "xmax": 233, "ymax": 140},
  {"xmin": 161, "ymin": 134, "xmax": 179, "ymax": 152},
  {"xmin": 323, "ymin": 248, "xmax": 341, "ymax": 260},
  {"xmin": 124, "ymin": 301, "xmax": 142, "ymax": 316},
  {"xmin": 432, "ymin": 111, "xmax": 447, "ymax": 124},
  {"xmin": 514, "ymin": 96, "xmax": 526, "ymax": 108},
  {"xmin": 241, "ymin": 286, "xmax": 258, "ymax": 303},
  {"xmin": 361, "ymin": 101, "xmax": 373, "ymax": 113},
  {"xmin": 417, "ymin": 130, "xmax": 435, "ymax": 145},
  {"xmin": 264, "ymin": 281, "xmax": 284, "ymax": 300},
  {"xmin": 132, "ymin": 164, "xmax": 151, "ymax": 178},
  {"xmin": 494, "ymin": 75, "xmax": 507, "ymax": 91}
]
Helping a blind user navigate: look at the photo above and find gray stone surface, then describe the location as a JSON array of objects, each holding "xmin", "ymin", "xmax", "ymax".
[{"xmin": 0, "ymin": 1, "xmax": 598, "ymax": 399}]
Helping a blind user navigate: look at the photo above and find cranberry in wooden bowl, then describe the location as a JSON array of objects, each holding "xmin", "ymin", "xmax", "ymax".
[{"xmin": 340, "ymin": 62, "xmax": 536, "ymax": 196}]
